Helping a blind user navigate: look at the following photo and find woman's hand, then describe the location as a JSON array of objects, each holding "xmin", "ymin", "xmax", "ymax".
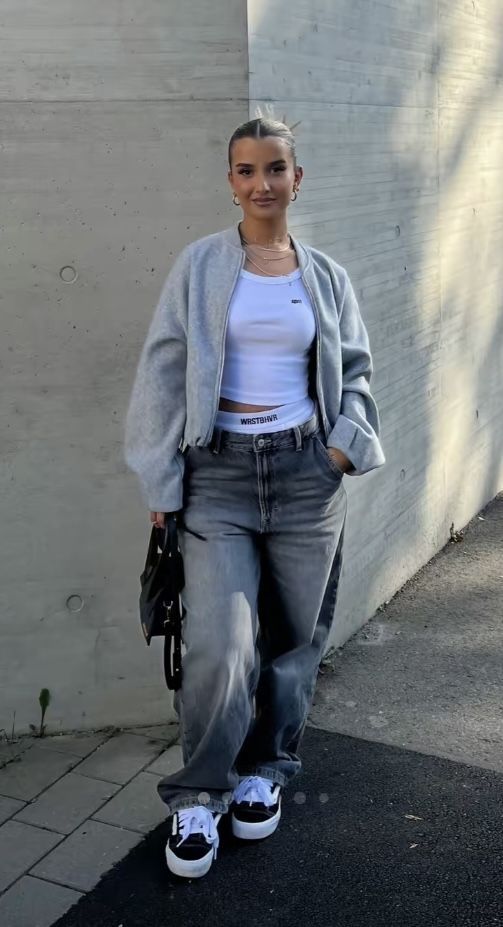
[
  {"xmin": 150, "ymin": 511, "xmax": 165, "ymax": 529},
  {"xmin": 327, "ymin": 447, "xmax": 352, "ymax": 473}
]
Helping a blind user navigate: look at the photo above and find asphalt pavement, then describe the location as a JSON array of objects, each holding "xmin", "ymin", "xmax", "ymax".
[{"xmin": 53, "ymin": 724, "xmax": 503, "ymax": 927}]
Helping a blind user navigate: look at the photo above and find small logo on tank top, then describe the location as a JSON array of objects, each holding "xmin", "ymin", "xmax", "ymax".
[{"xmin": 291, "ymin": 299, "xmax": 302, "ymax": 304}]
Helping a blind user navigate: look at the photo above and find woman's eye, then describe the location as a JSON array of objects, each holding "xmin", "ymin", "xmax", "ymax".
[{"xmin": 237, "ymin": 167, "xmax": 286, "ymax": 175}]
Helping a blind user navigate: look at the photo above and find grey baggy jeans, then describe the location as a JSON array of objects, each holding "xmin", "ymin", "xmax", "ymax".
[{"xmin": 157, "ymin": 411, "xmax": 348, "ymax": 815}]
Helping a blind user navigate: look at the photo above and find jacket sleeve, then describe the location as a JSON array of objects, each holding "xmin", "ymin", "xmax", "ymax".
[
  {"xmin": 326, "ymin": 269, "xmax": 385, "ymax": 475},
  {"xmin": 124, "ymin": 247, "xmax": 190, "ymax": 512}
]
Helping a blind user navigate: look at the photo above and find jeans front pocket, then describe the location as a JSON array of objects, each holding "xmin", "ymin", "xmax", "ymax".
[{"xmin": 313, "ymin": 434, "xmax": 345, "ymax": 479}]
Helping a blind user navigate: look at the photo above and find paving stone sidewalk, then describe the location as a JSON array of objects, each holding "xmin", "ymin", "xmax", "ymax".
[{"xmin": 0, "ymin": 723, "xmax": 181, "ymax": 926}]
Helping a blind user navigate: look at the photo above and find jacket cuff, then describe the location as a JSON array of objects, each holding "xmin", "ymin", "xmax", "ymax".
[
  {"xmin": 327, "ymin": 413, "xmax": 385, "ymax": 476},
  {"xmin": 141, "ymin": 453, "xmax": 185, "ymax": 513}
]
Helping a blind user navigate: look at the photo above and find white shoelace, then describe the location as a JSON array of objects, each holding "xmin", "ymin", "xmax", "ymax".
[
  {"xmin": 176, "ymin": 806, "xmax": 220, "ymax": 858},
  {"xmin": 233, "ymin": 775, "xmax": 276, "ymax": 807}
]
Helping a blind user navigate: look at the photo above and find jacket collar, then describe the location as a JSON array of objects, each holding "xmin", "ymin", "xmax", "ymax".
[{"xmin": 220, "ymin": 223, "xmax": 312, "ymax": 274}]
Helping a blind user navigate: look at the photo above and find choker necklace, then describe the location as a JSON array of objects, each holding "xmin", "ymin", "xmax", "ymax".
[
  {"xmin": 241, "ymin": 237, "xmax": 292, "ymax": 253},
  {"xmin": 245, "ymin": 245, "xmax": 292, "ymax": 263},
  {"xmin": 247, "ymin": 254, "xmax": 292, "ymax": 266},
  {"xmin": 238, "ymin": 224, "xmax": 292, "ymax": 252}
]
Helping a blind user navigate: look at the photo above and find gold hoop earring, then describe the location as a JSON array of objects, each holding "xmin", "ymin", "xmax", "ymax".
[
  {"xmin": 232, "ymin": 193, "xmax": 240, "ymax": 206},
  {"xmin": 291, "ymin": 189, "xmax": 298, "ymax": 202}
]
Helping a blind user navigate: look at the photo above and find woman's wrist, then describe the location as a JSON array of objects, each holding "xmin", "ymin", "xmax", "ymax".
[{"xmin": 327, "ymin": 447, "xmax": 352, "ymax": 473}]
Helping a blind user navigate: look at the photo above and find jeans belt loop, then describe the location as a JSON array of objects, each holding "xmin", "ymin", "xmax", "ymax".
[
  {"xmin": 294, "ymin": 425, "xmax": 303, "ymax": 451},
  {"xmin": 210, "ymin": 429, "xmax": 223, "ymax": 455}
]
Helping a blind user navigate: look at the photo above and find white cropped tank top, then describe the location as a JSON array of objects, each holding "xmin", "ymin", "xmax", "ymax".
[{"xmin": 219, "ymin": 268, "xmax": 316, "ymax": 407}]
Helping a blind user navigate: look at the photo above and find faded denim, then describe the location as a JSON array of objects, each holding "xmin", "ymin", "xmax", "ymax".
[{"xmin": 157, "ymin": 411, "xmax": 348, "ymax": 815}]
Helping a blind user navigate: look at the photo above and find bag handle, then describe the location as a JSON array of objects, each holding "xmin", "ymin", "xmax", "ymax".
[{"xmin": 144, "ymin": 516, "xmax": 177, "ymax": 571}]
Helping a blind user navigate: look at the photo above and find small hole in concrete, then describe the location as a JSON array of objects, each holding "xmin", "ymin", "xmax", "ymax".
[{"xmin": 60, "ymin": 265, "xmax": 78, "ymax": 284}]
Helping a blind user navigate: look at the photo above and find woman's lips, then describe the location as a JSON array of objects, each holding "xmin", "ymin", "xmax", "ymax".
[{"xmin": 253, "ymin": 198, "xmax": 275, "ymax": 205}]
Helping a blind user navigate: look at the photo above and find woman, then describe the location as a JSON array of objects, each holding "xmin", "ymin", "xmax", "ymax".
[{"xmin": 125, "ymin": 115, "xmax": 385, "ymax": 879}]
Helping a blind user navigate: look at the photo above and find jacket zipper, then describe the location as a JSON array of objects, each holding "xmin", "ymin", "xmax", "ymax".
[{"xmin": 205, "ymin": 248, "xmax": 246, "ymax": 443}]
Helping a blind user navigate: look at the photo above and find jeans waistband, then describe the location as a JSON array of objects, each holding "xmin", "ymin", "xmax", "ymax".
[{"xmin": 208, "ymin": 411, "xmax": 320, "ymax": 454}]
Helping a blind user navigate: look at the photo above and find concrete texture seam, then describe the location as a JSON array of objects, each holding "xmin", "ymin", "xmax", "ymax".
[
  {"xmin": 128, "ymin": 732, "xmax": 180, "ymax": 750},
  {"xmin": 0, "ymin": 744, "xmax": 109, "ymax": 800},
  {"xmin": 252, "ymin": 97, "xmax": 428, "ymax": 108},
  {"xmin": 0, "ymin": 731, "xmax": 116, "ymax": 773},
  {"xmin": 74, "ymin": 751, "xmax": 165, "ymax": 787},
  {"xmin": 72, "ymin": 771, "xmax": 132, "ymax": 787},
  {"xmin": 0, "ymin": 96, "xmax": 251, "ymax": 105},
  {"xmin": 26, "ymin": 874, "xmax": 89, "ymax": 895},
  {"xmin": 0, "ymin": 799, "xmax": 26, "ymax": 827},
  {"xmin": 12, "ymin": 821, "xmax": 66, "ymax": 839},
  {"xmin": 89, "ymin": 820, "xmax": 157, "ymax": 837},
  {"xmin": 43, "ymin": 732, "xmax": 116, "ymax": 752},
  {"xmin": 0, "ymin": 755, "xmax": 82, "ymax": 802}
]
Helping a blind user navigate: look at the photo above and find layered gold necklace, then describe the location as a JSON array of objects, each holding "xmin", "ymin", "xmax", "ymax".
[{"xmin": 239, "ymin": 227, "xmax": 296, "ymax": 277}]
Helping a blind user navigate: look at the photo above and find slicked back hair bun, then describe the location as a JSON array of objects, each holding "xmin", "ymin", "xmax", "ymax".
[{"xmin": 228, "ymin": 106, "xmax": 301, "ymax": 168}]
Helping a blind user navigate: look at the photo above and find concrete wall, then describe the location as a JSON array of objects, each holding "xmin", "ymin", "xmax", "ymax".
[
  {"xmin": 248, "ymin": 0, "xmax": 503, "ymax": 647},
  {"xmin": 1, "ymin": 1, "xmax": 502, "ymax": 732},
  {"xmin": 0, "ymin": 1, "xmax": 248, "ymax": 733}
]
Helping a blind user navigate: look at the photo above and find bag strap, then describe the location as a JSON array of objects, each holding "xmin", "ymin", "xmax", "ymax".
[
  {"xmin": 163, "ymin": 614, "xmax": 182, "ymax": 689},
  {"xmin": 143, "ymin": 524, "xmax": 161, "ymax": 573}
]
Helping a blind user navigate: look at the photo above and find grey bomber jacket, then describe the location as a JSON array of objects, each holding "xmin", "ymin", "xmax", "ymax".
[{"xmin": 124, "ymin": 224, "xmax": 385, "ymax": 512}]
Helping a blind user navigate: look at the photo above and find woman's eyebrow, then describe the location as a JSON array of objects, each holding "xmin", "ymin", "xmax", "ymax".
[{"xmin": 235, "ymin": 159, "xmax": 288, "ymax": 168}]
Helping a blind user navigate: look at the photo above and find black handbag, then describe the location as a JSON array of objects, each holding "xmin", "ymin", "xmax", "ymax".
[{"xmin": 139, "ymin": 514, "xmax": 185, "ymax": 690}]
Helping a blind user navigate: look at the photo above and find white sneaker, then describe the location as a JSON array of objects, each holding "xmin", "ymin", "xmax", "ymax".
[
  {"xmin": 165, "ymin": 806, "xmax": 222, "ymax": 878},
  {"xmin": 231, "ymin": 776, "xmax": 282, "ymax": 840}
]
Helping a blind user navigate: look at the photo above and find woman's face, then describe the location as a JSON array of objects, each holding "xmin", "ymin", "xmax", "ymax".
[{"xmin": 228, "ymin": 135, "xmax": 303, "ymax": 220}]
